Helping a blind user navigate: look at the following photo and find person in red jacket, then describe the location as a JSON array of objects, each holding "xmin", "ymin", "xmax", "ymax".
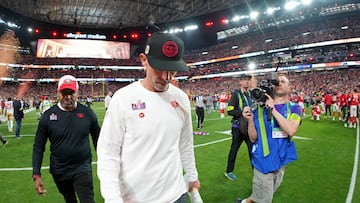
[{"xmin": 324, "ymin": 91, "xmax": 332, "ymax": 118}]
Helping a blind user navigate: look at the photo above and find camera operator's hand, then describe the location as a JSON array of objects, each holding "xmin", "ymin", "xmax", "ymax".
[
  {"xmin": 264, "ymin": 93, "xmax": 275, "ymax": 109},
  {"xmin": 242, "ymin": 106, "xmax": 253, "ymax": 121}
]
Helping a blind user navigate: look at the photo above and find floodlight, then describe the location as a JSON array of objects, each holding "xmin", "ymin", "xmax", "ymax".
[
  {"xmin": 301, "ymin": 0, "xmax": 312, "ymax": 6},
  {"xmin": 250, "ymin": 11, "xmax": 259, "ymax": 19},
  {"xmin": 248, "ymin": 62, "xmax": 256, "ymax": 70},
  {"xmin": 284, "ymin": 1, "xmax": 300, "ymax": 10}
]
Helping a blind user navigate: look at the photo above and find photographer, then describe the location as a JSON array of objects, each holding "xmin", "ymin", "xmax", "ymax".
[
  {"xmin": 224, "ymin": 74, "xmax": 253, "ymax": 181},
  {"xmin": 236, "ymin": 74, "xmax": 302, "ymax": 203}
]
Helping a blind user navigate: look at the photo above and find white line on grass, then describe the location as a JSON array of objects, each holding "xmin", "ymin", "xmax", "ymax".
[
  {"xmin": 345, "ymin": 123, "xmax": 359, "ymax": 203},
  {"xmin": 0, "ymin": 136, "xmax": 233, "ymax": 171},
  {"xmin": 194, "ymin": 137, "xmax": 232, "ymax": 148}
]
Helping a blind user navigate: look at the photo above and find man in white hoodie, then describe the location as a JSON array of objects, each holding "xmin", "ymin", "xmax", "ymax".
[{"xmin": 97, "ymin": 32, "xmax": 200, "ymax": 203}]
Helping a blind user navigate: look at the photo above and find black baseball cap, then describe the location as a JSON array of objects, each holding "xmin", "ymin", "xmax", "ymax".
[
  {"xmin": 240, "ymin": 74, "xmax": 252, "ymax": 79},
  {"xmin": 144, "ymin": 32, "xmax": 188, "ymax": 72}
]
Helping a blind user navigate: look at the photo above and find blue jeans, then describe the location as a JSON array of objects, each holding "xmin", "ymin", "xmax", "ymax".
[{"xmin": 15, "ymin": 119, "xmax": 22, "ymax": 137}]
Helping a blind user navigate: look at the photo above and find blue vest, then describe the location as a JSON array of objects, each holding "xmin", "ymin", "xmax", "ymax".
[{"xmin": 251, "ymin": 103, "xmax": 299, "ymax": 174}]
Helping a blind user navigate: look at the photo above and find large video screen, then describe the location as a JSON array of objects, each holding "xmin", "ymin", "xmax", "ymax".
[{"xmin": 37, "ymin": 39, "xmax": 130, "ymax": 59}]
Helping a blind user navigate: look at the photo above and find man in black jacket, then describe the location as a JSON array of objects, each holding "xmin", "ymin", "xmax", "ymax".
[
  {"xmin": 13, "ymin": 97, "xmax": 24, "ymax": 139},
  {"xmin": 32, "ymin": 75, "xmax": 100, "ymax": 203},
  {"xmin": 224, "ymin": 74, "xmax": 253, "ymax": 181}
]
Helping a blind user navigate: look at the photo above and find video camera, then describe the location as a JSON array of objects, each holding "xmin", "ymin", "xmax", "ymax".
[{"xmin": 251, "ymin": 72, "xmax": 279, "ymax": 104}]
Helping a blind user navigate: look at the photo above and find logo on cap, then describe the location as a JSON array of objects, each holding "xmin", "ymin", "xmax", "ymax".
[
  {"xmin": 162, "ymin": 41, "xmax": 178, "ymax": 58},
  {"xmin": 64, "ymin": 78, "xmax": 73, "ymax": 84}
]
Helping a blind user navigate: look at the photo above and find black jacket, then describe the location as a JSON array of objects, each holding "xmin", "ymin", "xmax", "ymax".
[
  {"xmin": 13, "ymin": 100, "xmax": 24, "ymax": 121},
  {"xmin": 32, "ymin": 102, "xmax": 100, "ymax": 176},
  {"xmin": 227, "ymin": 89, "xmax": 252, "ymax": 119}
]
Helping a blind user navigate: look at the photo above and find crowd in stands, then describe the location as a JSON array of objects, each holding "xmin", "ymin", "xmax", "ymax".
[
  {"xmin": 10, "ymin": 67, "xmax": 146, "ymax": 80},
  {"xmin": 0, "ymin": 68, "xmax": 358, "ymax": 113},
  {"xmin": 183, "ymin": 14, "xmax": 360, "ymax": 63},
  {"xmin": 10, "ymin": 13, "xmax": 358, "ymax": 81},
  {"xmin": 1, "ymin": 10, "xmax": 360, "ymax": 112}
]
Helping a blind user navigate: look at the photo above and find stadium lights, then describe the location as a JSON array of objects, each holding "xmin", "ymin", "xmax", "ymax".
[
  {"xmin": 184, "ymin": 25, "xmax": 198, "ymax": 31},
  {"xmin": 248, "ymin": 62, "xmax": 256, "ymax": 70},
  {"xmin": 266, "ymin": 7, "xmax": 275, "ymax": 15},
  {"xmin": 168, "ymin": 28, "xmax": 183, "ymax": 33},
  {"xmin": 301, "ymin": 0, "xmax": 312, "ymax": 6},
  {"xmin": 266, "ymin": 7, "xmax": 281, "ymax": 15},
  {"xmin": 232, "ymin": 16, "xmax": 241, "ymax": 22},
  {"xmin": 27, "ymin": 28, "xmax": 33, "ymax": 32},
  {"xmin": 232, "ymin": 45, "xmax": 238, "ymax": 49},
  {"xmin": 284, "ymin": 1, "xmax": 300, "ymax": 10},
  {"xmin": 250, "ymin": 11, "xmax": 259, "ymax": 19},
  {"xmin": 165, "ymin": 25, "xmax": 198, "ymax": 33},
  {"xmin": 205, "ymin": 21, "xmax": 214, "ymax": 27},
  {"xmin": 231, "ymin": 15, "xmax": 249, "ymax": 22},
  {"xmin": 341, "ymin": 26, "xmax": 348, "ymax": 30},
  {"xmin": 220, "ymin": 18, "xmax": 229, "ymax": 25},
  {"xmin": 130, "ymin": 33, "xmax": 139, "ymax": 39},
  {"xmin": 240, "ymin": 15, "xmax": 248, "ymax": 19},
  {"xmin": 7, "ymin": 22, "xmax": 20, "ymax": 28}
]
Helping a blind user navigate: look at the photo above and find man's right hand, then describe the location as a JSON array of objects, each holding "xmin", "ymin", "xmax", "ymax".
[{"xmin": 34, "ymin": 177, "xmax": 47, "ymax": 196}]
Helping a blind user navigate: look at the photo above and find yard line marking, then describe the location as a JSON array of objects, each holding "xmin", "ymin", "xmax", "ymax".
[
  {"xmin": 194, "ymin": 137, "xmax": 232, "ymax": 148},
  {"xmin": 3, "ymin": 134, "xmax": 35, "ymax": 138},
  {"xmin": 345, "ymin": 124, "xmax": 359, "ymax": 203}
]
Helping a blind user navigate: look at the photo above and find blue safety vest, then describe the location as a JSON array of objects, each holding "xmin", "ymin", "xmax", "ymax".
[{"xmin": 251, "ymin": 102, "xmax": 299, "ymax": 174}]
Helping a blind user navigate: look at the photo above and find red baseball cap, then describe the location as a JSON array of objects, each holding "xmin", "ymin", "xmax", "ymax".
[{"xmin": 57, "ymin": 75, "xmax": 79, "ymax": 92}]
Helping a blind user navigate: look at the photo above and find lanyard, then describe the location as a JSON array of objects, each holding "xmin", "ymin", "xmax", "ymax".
[
  {"xmin": 258, "ymin": 102, "xmax": 291, "ymax": 157},
  {"xmin": 240, "ymin": 89, "xmax": 251, "ymax": 106},
  {"xmin": 271, "ymin": 102, "xmax": 291, "ymax": 129}
]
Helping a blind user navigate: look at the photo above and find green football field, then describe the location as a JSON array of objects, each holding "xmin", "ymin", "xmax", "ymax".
[{"xmin": 0, "ymin": 102, "xmax": 359, "ymax": 203}]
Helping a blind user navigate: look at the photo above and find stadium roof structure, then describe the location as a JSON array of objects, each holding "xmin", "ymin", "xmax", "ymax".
[{"xmin": 0, "ymin": 0, "xmax": 253, "ymax": 29}]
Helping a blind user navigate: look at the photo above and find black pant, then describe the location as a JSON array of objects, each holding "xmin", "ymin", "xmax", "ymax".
[
  {"xmin": 226, "ymin": 127, "xmax": 252, "ymax": 173},
  {"xmin": 173, "ymin": 193, "xmax": 187, "ymax": 203},
  {"xmin": 195, "ymin": 107, "xmax": 205, "ymax": 128},
  {"xmin": 52, "ymin": 171, "xmax": 94, "ymax": 203},
  {"xmin": 341, "ymin": 105, "xmax": 348, "ymax": 120},
  {"xmin": 325, "ymin": 105, "xmax": 331, "ymax": 116}
]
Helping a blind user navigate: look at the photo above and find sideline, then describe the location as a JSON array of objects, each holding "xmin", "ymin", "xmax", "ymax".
[{"xmin": 345, "ymin": 124, "xmax": 359, "ymax": 203}]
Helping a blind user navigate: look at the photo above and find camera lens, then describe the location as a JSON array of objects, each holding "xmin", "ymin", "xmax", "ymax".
[{"xmin": 251, "ymin": 88, "xmax": 263, "ymax": 100}]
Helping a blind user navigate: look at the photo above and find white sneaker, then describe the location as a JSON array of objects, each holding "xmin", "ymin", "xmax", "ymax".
[
  {"xmin": 344, "ymin": 123, "xmax": 348, "ymax": 128},
  {"xmin": 349, "ymin": 124, "xmax": 353, "ymax": 128}
]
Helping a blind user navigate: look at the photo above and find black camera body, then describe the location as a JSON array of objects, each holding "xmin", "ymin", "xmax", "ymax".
[{"xmin": 251, "ymin": 73, "xmax": 279, "ymax": 104}]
